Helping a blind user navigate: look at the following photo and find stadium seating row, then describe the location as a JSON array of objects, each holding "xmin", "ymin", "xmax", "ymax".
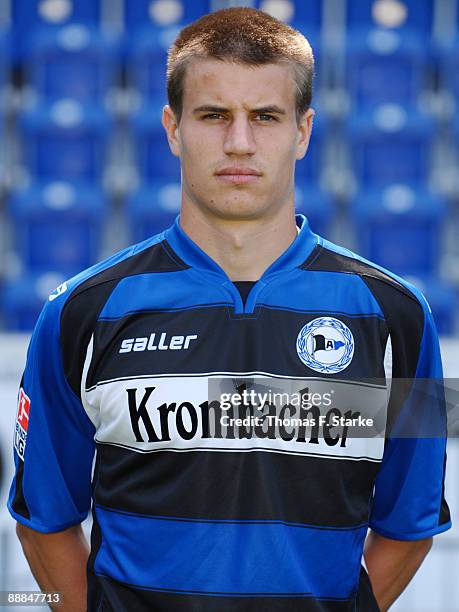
[
  {"xmin": 4, "ymin": 179, "xmax": 448, "ymax": 276},
  {"xmin": 1, "ymin": 0, "xmax": 457, "ymax": 333},
  {"xmin": 11, "ymin": 99, "xmax": 448, "ymax": 186},
  {"xmin": 3, "ymin": 18, "xmax": 458, "ymax": 108},
  {"xmin": 9, "ymin": 0, "xmax": 451, "ymax": 41},
  {"xmin": 2, "ymin": 177, "xmax": 454, "ymax": 334}
]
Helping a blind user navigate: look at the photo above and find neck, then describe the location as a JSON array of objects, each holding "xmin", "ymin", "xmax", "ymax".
[{"xmin": 179, "ymin": 201, "xmax": 298, "ymax": 281}]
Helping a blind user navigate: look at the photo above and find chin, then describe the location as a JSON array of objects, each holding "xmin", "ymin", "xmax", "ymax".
[{"xmin": 207, "ymin": 203, "xmax": 268, "ymax": 221}]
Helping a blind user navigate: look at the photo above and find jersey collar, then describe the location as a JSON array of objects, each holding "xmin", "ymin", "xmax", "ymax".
[{"xmin": 164, "ymin": 213, "xmax": 318, "ymax": 281}]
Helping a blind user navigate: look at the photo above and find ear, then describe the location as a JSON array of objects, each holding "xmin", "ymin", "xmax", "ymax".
[
  {"xmin": 162, "ymin": 105, "xmax": 181, "ymax": 158},
  {"xmin": 295, "ymin": 107, "xmax": 315, "ymax": 161}
]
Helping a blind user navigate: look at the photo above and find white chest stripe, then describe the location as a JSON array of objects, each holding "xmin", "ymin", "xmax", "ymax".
[
  {"xmin": 81, "ymin": 373, "xmax": 388, "ymax": 462},
  {"xmin": 383, "ymin": 334, "xmax": 393, "ymax": 406},
  {"xmin": 81, "ymin": 334, "xmax": 100, "ymax": 429}
]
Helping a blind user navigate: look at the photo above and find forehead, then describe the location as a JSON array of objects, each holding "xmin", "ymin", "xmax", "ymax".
[{"xmin": 182, "ymin": 58, "xmax": 296, "ymax": 111}]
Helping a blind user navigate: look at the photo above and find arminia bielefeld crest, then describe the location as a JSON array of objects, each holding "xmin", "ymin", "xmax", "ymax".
[{"xmin": 296, "ymin": 317, "xmax": 354, "ymax": 374}]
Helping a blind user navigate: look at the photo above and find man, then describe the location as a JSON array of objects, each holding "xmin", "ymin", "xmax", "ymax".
[{"xmin": 8, "ymin": 7, "xmax": 450, "ymax": 612}]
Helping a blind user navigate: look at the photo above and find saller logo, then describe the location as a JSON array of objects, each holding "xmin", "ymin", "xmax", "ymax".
[{"xmin": 120, "ymin": 332, "xmax": 198, "ymax": 353}]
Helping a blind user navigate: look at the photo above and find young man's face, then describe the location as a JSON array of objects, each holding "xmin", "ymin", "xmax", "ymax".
[{"xmin": 163, "ymin": 58, "xmax": 314, "ymax": 221}]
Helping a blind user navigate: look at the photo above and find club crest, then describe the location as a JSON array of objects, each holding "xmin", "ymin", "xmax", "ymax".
[{"xmin": 296, "ymin": 317, "xmax": 354, "ymax": 374}]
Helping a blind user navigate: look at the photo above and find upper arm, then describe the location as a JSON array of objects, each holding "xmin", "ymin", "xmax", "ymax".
[
  {"xmin": 364, "ymin": 280, "xmax": 451, "ymax": 541},
  {"xmin": 364, "ymin": 530, "xmax": 433, "ymax": 577},
  {"xmin": 7, "ymin": 290, "xmax": 96, "ymax": 534},
  {"xmin": 16, "ymin": 520, "xmax": 84, "ymax": 542},
  {"xmin": 366, "ymin": 529, "xmax": 433, "ymax": 552}
]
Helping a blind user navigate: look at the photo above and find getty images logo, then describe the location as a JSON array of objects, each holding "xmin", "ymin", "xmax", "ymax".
[{"xmin": 119, "ymin": 332, "xmax": 198, "ymax": 353}]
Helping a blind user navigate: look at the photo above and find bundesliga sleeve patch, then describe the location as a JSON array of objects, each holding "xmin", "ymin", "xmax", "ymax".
[{"xmin": 14, "ymin": 388, "xmax": 31, "ymax": 461}]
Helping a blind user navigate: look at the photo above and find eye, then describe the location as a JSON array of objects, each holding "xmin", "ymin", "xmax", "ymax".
[
  {"xmin": 255, "ymin": 114, "xmax": 277, "ymax": 122},
  {"xmin": 202, "ymin": 113, "xmax": 225, "ymax": 120}
]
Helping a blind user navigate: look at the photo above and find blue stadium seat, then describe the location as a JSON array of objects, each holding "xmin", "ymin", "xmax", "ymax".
[
  {"xmin": 295, "ymin": 184, "xmax": 334, "ymax": 238},
  {"xmin": 19, "ymin": 100, "xmax": 112, "ymax": 181},
  {"xmin": 13, "ymin": 0, "xmax": 100, "ymax": 29},
  {"xmin": 2, "ymin": 272, "xmax": 68, "ymax": 331},
  {"xmin": 12, "ymin": 0, "xmax": 101, "ymax": 59},
  {"xmin": 24, "ymin": 25, "xmax": 120, "ymax": 103},
  {"xmin": 405, "ymin": 276, "xmax": 456, "ymax": 336},
  {"xmin": 126, "ymin": 26, "xmax": 178, "ymax": 103},
  {"xmin": 124, "ymin": 0, "xmax": 211, "ymax": 31},
  {"xmin": 130, "ymin": 104, "xmax": 180, "ymax": 182},
  {"xmin": 8, "ymin": 181, "xmax": 107, "ymax": 275},
  {"xmin": 0, "ymin": 28, "xmax": 10, "ymax": 88},
  {"xmin": 346, "ymin": 29, "xmax": 426, "ymax": 107},
  {"xmin": 254, "ymin": 0, "xmax": 322, "ymax": 31},
  {"xmin": 346, "ymin": 0, "xmax": 433, "ymax": 35},
  {"xmin": 295, "ymin": 111, "xmax": 327, "ymax": 183},
  {"xmin": 348, "ymin": 104, "xmax": 434, "ymax": 186},
  {"xmin": 126, "ymin": 182, "xmax": 181, "ymax": 242},
  {"xmin": 439, "ymin": 38, "xmax": 459, "ymax": 106},
  {"xmin": 351, "ymin": 184, "xmax": 447, "ymax": 276}
]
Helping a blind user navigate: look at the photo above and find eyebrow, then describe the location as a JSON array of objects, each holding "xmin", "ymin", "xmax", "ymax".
[{"xmin": 192, "ymin": 104, "xmax": 287, "ymax": 115}]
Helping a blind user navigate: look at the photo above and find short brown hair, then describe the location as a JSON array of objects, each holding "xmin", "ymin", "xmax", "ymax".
[{"xmin": 166, "ymin": 7, "xmax": 315, "ymax": 125}]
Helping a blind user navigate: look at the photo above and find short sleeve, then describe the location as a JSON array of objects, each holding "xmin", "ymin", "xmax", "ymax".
[
  {"xmin": 369, "ymin": 293, "xmax": 451, "ymax": 540},
  {"xmin": 7, "ymin": 294, "xmax": 96, "ymax": 533}
]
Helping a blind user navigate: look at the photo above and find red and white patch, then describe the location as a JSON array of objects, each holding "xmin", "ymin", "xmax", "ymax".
[{"xmin": 14, "ymin": 388, "xmax": 31, "ymax": 461}]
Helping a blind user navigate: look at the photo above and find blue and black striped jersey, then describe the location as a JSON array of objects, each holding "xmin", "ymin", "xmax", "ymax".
[{"xmin": 8, "ymin": 214, "xmax": 451, "ymax": 611}]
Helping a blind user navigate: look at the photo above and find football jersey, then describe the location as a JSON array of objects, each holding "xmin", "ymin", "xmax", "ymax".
[{"xmin": 8, "ymin": 213, "xmax": 451, "ymax": 612}]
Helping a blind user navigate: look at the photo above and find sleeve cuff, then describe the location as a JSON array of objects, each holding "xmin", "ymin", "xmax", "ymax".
[
  {"xmin": 369, "ymin": 520, "xmax": 452, "ymax": 541},
  {"xmin": 7, "ymin": 501, "xmax": 87, "ymax": 534}
]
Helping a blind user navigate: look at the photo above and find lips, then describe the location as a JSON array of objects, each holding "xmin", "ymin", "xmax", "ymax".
[
  {"xmin": 215, "ymin": 167, "xmax": 262, "ymax": 184},
  {"xmin": 216, "ymin": 167, "xmax": 262, "ymax": 176}
]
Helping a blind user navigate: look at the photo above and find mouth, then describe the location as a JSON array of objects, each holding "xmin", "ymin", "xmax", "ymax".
[{"xmin": 215, "ymin": 167, "xmax": 262, "ymax": 185}]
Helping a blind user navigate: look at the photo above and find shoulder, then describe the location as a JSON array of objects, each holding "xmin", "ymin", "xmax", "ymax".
[
  {"xmin": 306, "ymin": 236, "xmax": 431, "ymax": 328},
  {"xmin": 305, "ymin": 236, "xmax": 437, "ymax": 378},
  {"xmin": 48, "ymin": 230, "xmax": 170, "ymax": 313},
  {"xmin": 35, "ymin": 229, "xmax": 186, "ymax": 396}
]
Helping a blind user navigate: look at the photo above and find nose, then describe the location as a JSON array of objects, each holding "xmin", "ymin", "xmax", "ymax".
[{"xmin": 223, "ymin": 114, "xmax": 256, "ymax": 156}]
